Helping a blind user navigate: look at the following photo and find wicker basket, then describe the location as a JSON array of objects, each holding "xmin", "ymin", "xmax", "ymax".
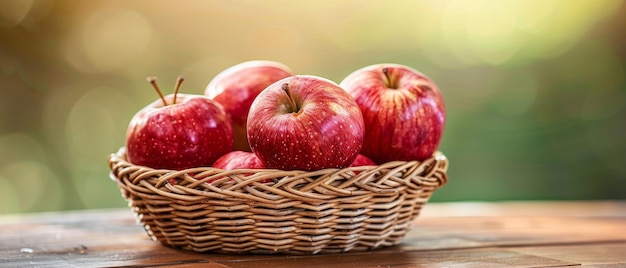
[{"xmin": 107, "ymin": 147, "xmax": 448, "ymax": 255}]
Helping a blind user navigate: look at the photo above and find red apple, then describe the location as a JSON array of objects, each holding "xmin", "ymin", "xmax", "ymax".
[
  {"xmin": 126, "ymin": 76, "xmax": 233, "ymax": 170},
  {"xmin": 205, "ymin": 60, "xmax": 293, "ymax": 151},
  {"xmin": 247, "ymin": 75, "xmax": 364, "ymax": 171},
  {"xmin": 350, "ymin": 154, "xmax": 376, "ymax": 167},
  {"xmin": 340, "ymin": 64, "xmax": 445, "ymax": 163},
  {"xmin": 212, "ymin": 151, "xmax": 266, "ymax": 170},
  {"xmin": 212, "ymin": 151, "xmax": 271, "ymax": 183}
]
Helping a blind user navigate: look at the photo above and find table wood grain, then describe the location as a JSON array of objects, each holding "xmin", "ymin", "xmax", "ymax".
[{"xmin": 1, "ymin": 201, "xmax": 625, "ymax": 267}]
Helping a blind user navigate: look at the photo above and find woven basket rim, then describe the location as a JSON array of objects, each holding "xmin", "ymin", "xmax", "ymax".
[
  {"xmin": 108, "ymin": 147, "xmax": 448, "ymax": 203},
  {"xmin": 109, "ymin": 146, "xmax": 448, "ymax": 172}
]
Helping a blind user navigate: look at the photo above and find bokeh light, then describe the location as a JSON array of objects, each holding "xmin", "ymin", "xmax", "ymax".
[
  {"xmin": 0, "ymin": 133, "xmax": 64, "ymax": 213},
  {"xmin": 0, "ymin": 0, "xmax": 34, "ymax": 28},
  {"xmin": 1, "ymin": 0, "xmax": 625, "ymax": 213}
]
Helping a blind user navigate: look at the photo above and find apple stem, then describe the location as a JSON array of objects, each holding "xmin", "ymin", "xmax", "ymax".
[
  {"xmin": 147, "ymin": 77, "xmax": 168, "ymax": 106},
  {"xmin": 382, "ymin": 68, "xmax": 397, "ymax": 89},
  {"xmin": 282, "ymin": 83, "xmax": 300, "ymax": 113},
  {"xmin": 172, "ymin": 75, "xmax": 184, "ymax": 104}
]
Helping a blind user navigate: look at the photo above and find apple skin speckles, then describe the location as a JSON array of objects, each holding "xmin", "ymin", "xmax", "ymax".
[
  {"xmin": 340, "ymin": 63, "xmax": 445, "ymax": 163},
  {"xmin": 212, "ymin": 150, "xmax": 266, "ymax": 170},
  {"xmin": 247, "ymin": 75, "xmax": 364, "ymax": 171},
  {"xmin": 126, "ymin": 93, "xmax": 233, "ymax": 170},
  {"xmin": 205, "ymin": 60, "xmax": 293, "ymax": 152}
]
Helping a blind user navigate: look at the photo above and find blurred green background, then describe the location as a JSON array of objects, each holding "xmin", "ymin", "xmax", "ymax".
[{"xmin": 1, "ymin": 0, "xmax": 625, "ymax": 214}]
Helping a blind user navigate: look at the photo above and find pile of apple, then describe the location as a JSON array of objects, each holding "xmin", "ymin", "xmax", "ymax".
[{"xmin": 125, "ymin": 61, "xmax": 445, "ymax": 174}]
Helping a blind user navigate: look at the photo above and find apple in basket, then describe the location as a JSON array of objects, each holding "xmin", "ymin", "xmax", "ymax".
[
  {"xmin": 247, "ymin": 75, "xmax": 365, "ymax": 171},
  {"xmin": 125, "ymin": 76, "xmax": 233, "ymax": 170},
  {"xmin": 350, "ymin": 154, "xmax": 376, "ymax": 167},
  {"xmin": 212, "ymin": 151, "xmax": 266, "ymax": 170},
  {"xmin": 340, "ymin": 63, "xmax": 445, "ymax": 163},
  {"xmin": 205, "ymin": 60, "xmax": 293, "ymax": 151},
  {"xmin": 212, "ymin": 150, "xmax": 270, "ymax": 183}
]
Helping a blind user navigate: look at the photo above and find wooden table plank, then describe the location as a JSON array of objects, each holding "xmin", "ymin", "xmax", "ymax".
[
  {"xmin": 0, "ymin": 201, "xmax": 624, "ymax": 267},
  {"xmin": 190, "ymin": 248, "xmax": 576, "ymax": 268},
  {"xmin": 410, "ymin": 216, "xmax": 626, "ymax": 247},
  {"xmin": 511, "ymin": 242, "xmax": 626, "ymax": 266}
]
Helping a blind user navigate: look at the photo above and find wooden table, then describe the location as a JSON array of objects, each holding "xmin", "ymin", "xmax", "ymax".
[{"xmin": 1, "ymin": 201, "xmax": 625, "ymax": 267}]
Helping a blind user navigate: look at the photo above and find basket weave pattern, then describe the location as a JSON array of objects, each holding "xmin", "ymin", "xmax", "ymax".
[{"xmin": 108, "ymin": 147, "xmax": 448, "ymax": 254}]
